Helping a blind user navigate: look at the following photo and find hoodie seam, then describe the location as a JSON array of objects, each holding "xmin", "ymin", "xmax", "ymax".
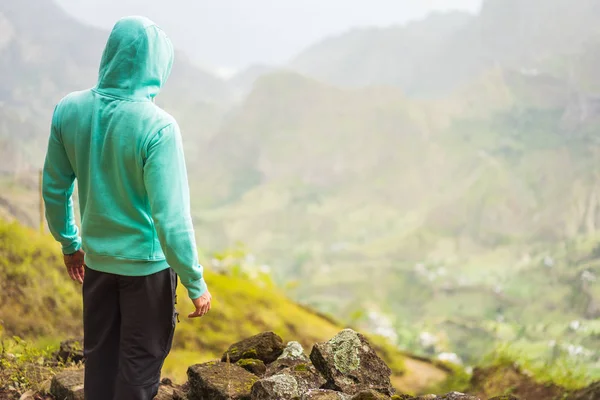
[{"xmin": 91, "ymin": 88, "xmax": 147, "ymax": 103}]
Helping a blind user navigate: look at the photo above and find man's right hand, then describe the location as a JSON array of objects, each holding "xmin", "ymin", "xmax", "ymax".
[{"xmin": 188, "ymin": 290, "xmax": 212, "ymax": 318}]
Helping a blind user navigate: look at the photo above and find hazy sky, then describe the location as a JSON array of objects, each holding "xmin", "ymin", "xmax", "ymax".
[{"xmin": 56, "ymin": 0, "xmax": 482, "ymax": 74}]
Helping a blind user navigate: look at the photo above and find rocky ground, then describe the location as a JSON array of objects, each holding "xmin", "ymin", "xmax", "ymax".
[{"xmin": 41, "ymin": 328, "xmax": 600, "ymax": 400}]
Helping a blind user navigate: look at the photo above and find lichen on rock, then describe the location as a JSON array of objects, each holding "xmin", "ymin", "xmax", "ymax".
[
  {"xmin": 251, "ymin": 373, "xmax": 300, "ymax": 400},
  {"xmin": 187, "ymin": 361, "xmax": 258, "ymax": 400},
  {"xmin": 310, "ymin": 329, "xmax": 393, "ymax": 396}
]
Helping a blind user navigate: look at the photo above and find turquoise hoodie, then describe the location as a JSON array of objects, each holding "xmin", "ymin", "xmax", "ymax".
[{"xmin": 42, "ymin": 16, "xmax": 207, "ymax": 300}]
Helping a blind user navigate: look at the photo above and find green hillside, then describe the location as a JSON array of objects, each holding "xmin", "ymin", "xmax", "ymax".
[
  {"xmin": 188, "ymin": 65, "xmax": 600, "ymax": 380},
  {"xmin": 0, "ymin": 219, "xmax": 428, "ymax": 390}
]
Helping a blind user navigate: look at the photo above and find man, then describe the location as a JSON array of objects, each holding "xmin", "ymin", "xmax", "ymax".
[{"xmin": 42, "ymin": 16, "xmax": 212, "ymax": 400}]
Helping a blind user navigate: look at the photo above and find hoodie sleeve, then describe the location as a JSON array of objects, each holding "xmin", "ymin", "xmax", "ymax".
[
  {"xmin": 42, "ymin": 106, "xmax": 82, "ymax": 255},
  {"xmin": 143, "ymin": 122, "xmax": 207, "ymax": 300}
]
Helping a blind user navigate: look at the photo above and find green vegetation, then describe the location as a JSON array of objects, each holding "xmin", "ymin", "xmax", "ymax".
[
  {"xmin": 0, "ymin": 219, "xmax": 409, "ymax": 392},
  {"xmin": 0, "ymin": 337, "xmax": 60, "ymax": 394}
]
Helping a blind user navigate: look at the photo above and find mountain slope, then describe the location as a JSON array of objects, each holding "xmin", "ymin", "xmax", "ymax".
[
  {"xmin": 0, "ymin": 0, "xmax": 232, "ymax": 222},
  {"xmin": 0, "ymin": 0, "xmax": 230, "ymax": 170},
  {"xmin": 0, "ymin": 219, "xmax": 451, "ymax": 391},
  {"xmin": 190, "ymin": 65, "xmax": 600, "ymax": 379},
  {"xmin": 291, "ymin": 0, "xmax": 600, "ymax": 96}
]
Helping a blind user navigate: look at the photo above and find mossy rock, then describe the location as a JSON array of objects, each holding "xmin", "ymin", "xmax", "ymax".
[
  {"xmin": 50, "ymin": 369, "xmax": 85, "ymax": 400},
  {"xmin": 222, "ymin": 331, "xmax": 284, "ymax": 364},
  {"xmin": 187, "ymin": 361, "xmax": 258, "ymax": 400},
  {"xmin": 57, "ymin": 338, "xmax": 84, "ymax": 364},
  {"xmin": 236, "ymin": 358, "xmax": 267, "ymax": 376},
  {"xmin": 310, "ymin": 329, "xmax": 393, "ymax": 396}
]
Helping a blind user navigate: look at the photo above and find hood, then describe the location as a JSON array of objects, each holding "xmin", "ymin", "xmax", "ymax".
[{"xmin": 96, "ymin": 16, "xmax": 174, "ymax": 101}]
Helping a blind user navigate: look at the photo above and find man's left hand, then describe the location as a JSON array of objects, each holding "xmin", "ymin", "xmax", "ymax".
[{"xmin": 64, "ymin": 249, "xmax": 85, "ymax": 284}]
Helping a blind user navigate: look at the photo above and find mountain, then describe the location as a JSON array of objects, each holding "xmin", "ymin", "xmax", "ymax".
[
  {"xmin": 190, "ymin": 65, "xmax": 600, "ymax": 379},
  {"xmin": 0, "ymin": 0, "xmax": 232, "ymax": 222},
  {"xmin": 290, "ymin": 0, "xmax": 600, "ymax": 96},
  {"xmin": 228, "ymin": 64, "xmax": 277, "ymax": 101},
  {"xmin": 0, "ymin": 0, "xmax": 230, "ymax": 173}
]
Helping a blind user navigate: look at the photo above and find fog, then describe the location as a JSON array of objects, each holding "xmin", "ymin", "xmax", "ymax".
[{"xmin": 56, "ymin": 0, "xmax": 482, "ymax": 73}]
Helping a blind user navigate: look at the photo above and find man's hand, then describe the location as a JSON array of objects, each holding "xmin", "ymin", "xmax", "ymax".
[
  {"xmin": 64, "ymin": 249, "xmax": 85, "ymax": 284},
  {"xmin": 188, "ymin": 290, "xmax": 212, "ymax": 318}
]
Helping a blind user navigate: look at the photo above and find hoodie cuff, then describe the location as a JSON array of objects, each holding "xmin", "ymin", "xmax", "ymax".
[
  {"xmin": 186, "ymin": 277, "xmax": 208, "ymax": 300},
  {"xmin": 62, "ymin": 238, "xmax": 82, "ymax": 255}
]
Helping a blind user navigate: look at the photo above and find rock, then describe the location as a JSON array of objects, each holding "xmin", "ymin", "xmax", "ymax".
[
  {"xmin": 310, "ymin": 329, "xmax": 394, "ymax": 396},
  {"xmin": 569, "ymin": 381, "xmax": 600, "ymax": 400},
  {"xmin": 251, "ymin": 364, "xmax": 327, "ymax": 400},
  {"xmin": 302, "ymin": 389, "xmax": 351, "ymax": 399},
  {"xmin": 267, "ymin": 342, "xmax": 311, "ymax": 376},
  {"xmin": 222, "ymin": 332, "xmax": 285, "ymax": 364},
  {"xmin": 188, "ymin": 361, "xmax": 258, "ymax": 400},
  {"xmin": 420, "ymin": 393, "xmax": 478, "ymax": 400},
  {"xmin": 57, "ymin": 338, "xmax": 84, "ymax": 363},
  {"xmin": 351, "ymin": 389, "xmax": 391, "ymax": 399},
  {"xmin": 251, "ymin": 374, "xmax": 300, "ymax": 400},
  {"xmin": 237, "ymin": 359, "xmax": 267, "ymax": 376},
  {"xmin": 154, "ymin": 379, "xmax": 188, "ymax": 400},
  {"xmin": 391, "ymin": 396, "xmax": 415, "ymax": 400},
  {"xmin": 155, "ymin": 384, "xmax": 187, "ymax": 400},
  {"xmin": 287, "ymin": 364, "xmax": 327, "ymax": 393},
  {"xmin": 50, "ymin": 369, "xmax": 85, "ymax": 400},
  {"xmin": 281, "ymin": 341, "xmax": 309, "ymax": 360},
  {"xmin": 488, "ymin": 396, "xmax": 519, "ymax": 400}
]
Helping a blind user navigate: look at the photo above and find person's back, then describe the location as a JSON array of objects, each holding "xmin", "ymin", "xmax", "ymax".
[{"xmin": 42, "ymin": 16, "xmax": 212, "ymax": 400}]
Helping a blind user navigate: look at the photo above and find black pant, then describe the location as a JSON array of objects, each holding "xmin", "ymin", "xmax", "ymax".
[{"xmin": 83, "ymin": 267, "xmax": 177, "ymax": 400}]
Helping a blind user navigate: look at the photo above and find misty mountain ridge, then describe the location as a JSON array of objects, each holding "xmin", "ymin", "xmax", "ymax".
[{"xmin": 291, "ymin": 0, "xmax": 600, "ymax": 96}]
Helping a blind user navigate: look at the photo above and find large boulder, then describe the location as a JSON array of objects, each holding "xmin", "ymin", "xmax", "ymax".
[
  {"xmin": 188, "ymin": 361, "xmax": 258, "ymax": 400},
  {"xmin": 56, "ymin": 338, "xmax": 84, "ymax": 364},
  {"xmin": 310, "ymin": 329, "xmax": 394, "ymax": 396},
  {"xmin": 222, "ymin": 332, "xmax": 285, "ymax": 364},
  {"xmin": 50, "ymin": 369, "xmax": 85, "ymax": 400},
  {"xmin": 302, "ymin": 389, "xmax": 351, "ymax": 399}
]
